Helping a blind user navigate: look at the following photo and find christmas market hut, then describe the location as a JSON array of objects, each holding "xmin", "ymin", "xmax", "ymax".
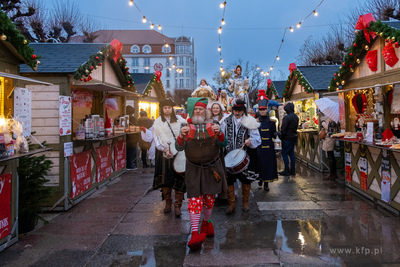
[
  {"xmin": 281, "ymin": 63, "xmax": 340, "ymax": 172},
  {"xmin": 266, "ymin": 79, "xmax": 286, "ymax": 101},
  {"xmin": 20, "ymin": 40, "xmax": 140, "ymax": 211},
  {"xmin": 0, "ymin": 11, "xmax": 53, "ymax": 251},
  {"xmin": 129, "ymin": 72, "xmax": 166, "ymax": 120},
  {"xmin": 323, "ymin": 14, "xmax": 400, "ymax": 212}
]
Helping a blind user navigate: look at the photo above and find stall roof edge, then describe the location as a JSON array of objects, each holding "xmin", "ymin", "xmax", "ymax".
[
  {"xmin": 130, "ymin": 73, "xmax": 157, "ymax": 94},
  {"xmin": 382, "ymin": 20, "xmax": 400, "ymax": 30},
  {"xmin": 297, "ymin": 65, "xmax": 340, "ymax": 91}
]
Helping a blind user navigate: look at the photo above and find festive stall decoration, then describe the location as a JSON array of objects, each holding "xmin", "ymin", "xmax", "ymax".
[
  {"xmin": 110, "ymin": 39, "xmax": 123, "ymax": 63},
  {"xmin": 289, "ymin": 63, "xmax": 297, "ymax": 73},
  {"xmin": 266, "ymin": 79, "xmax": 279, "ymax": 98},
  {"xmin": 72, "ymin": 42, "xmax": 135, "ymax": 91},
  {"xmin": 257, "ymin": 89, "xmax": 268, "ymax": 101},
  {"xmin": 142, "ymin": 73, "xmax": 166, "ymax": 99},
  {"xmin": 382, "ymin": 42, "xmax": 399, "ymax": 67},
  {"xmin": 155, "ymin": 70, "xmax": 162, "ymax": 81},
  {"xmin": 355, "ymin": 13, "xmax": 377, "ymax": 43},
  {"xmin": 352, "ymin": 93, "xmax": 367, "ymax": 114},
  {"xmin": 282, "ymin": 68, "xmax": 313, "ymax": 98},
  {"xmin": 0, "ymin": 11, "xmax": 40, "ymax": 69},
  {"xmin": 365, "ymin": 50, "xmax": 378, "ymax": 71}
]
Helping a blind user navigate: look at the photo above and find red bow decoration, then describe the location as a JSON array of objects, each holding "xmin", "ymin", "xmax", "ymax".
[
  {"xmin": 382, "ymin": 42, "xmax": 399, "ymax": 67},
  {"xmin": 257, "ymin": 89, "xmax": 268, "ymax": 101},
  {"xmin": 110, "ymin": 39, "xmax": 123, "ymax": 63},
  {"xmin": 352, "ymin": 93, "xmax": 367, "ymax": 114},
  {"xmin": 289, "ymin": 63, "xmax": 297, "ymax": 74},
  {"xmin": 155, "ymin": 70, "xmax": 162, "ymax": 81},
  {"xmin": 365, "ymin": 50, "xmax": 378, "ymax": 72},
  {"xmin": 355, "ymin": 13, "xmax": 377, "ymax": 43},
  {"xmin": 267, "ymin": 79, "xmax": 272, "ymax": 88}
]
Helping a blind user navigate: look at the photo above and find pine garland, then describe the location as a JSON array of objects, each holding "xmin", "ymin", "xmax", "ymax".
[
  {"xmin": 282, "ymin": 69, "xmax": 313, "ymax": 98},
  {"xmin": 142, "ymin": 73, "xmax": 166, "ymax": 99},
  {"xmin": 328, "ymin": 20, "xmax": 400, "ymax": 91},
  {"xmin": 73, "ymin": 44, "xmax": 136, "ymax": 92},
  {"xmin": 0, "ymin": 10, "xmax": 40, "ymax": 68},
  {"xmin": 267, "ymin": 82, "xmax": 279, "ymax": 98}
]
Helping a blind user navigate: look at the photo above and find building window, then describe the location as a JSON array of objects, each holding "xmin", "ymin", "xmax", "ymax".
[
  {"xmin": 179, "ymin": 57, "xmax": 184, "ymax": 66},
  {"xmin": 166, "ymin": 80, "xmax": 170, "ymax": 88},
  {"xmin": 132, "ymin": 58, "xmax": 139, "ymax": 67},
  {"xmin": 131, "ymin": 69, "xmax": 138, "ymax": 73},
  {"xmin": 175, "ymin": 45, "xmax": 184, "ymax": 54},
  {"xmin": 166, "ymin": 69, "xmax": 170, "ymax": 78},
  {"xmin": 186, "ymin": 57, "xmax": 190, "ymax": 66},
  {"xmin": 186, "ymin": 79, "xmax": 190, "ymax": 88},
  {"xmin": 144, "ymin": 58, "xmax": 150, "ymax": 67},
  {"xmin": 179, "ymin": 79, "xmax": 184, "ymax": 88},
  {"xmin": 186, "ymin": 68, "xmax": 190, "ymax": 77},
  {"xmin": 162, "ymin": 44, "xmax": 171, "ymax": 53},
  {"xmin": 130, "ymin": 45, "xmax": 139, "ymax": 53},
  {"xmin": 144, "ymin": 69, "xmax": 150, "ymax": 73},
  {"xmin": 142, "ymin": 45, "xmax": 151, "ymax": 53},
  {"xmin": 179, "ymin": 70, "xmax": 184, "ymax": 77}
]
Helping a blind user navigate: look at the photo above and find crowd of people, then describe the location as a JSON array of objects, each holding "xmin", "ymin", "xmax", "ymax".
[{"xmin": 130, "ymin": 68, "xmax": 299, "ymax": 250}]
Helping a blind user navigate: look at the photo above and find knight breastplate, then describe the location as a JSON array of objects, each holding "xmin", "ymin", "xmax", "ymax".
[
  {"xmin": 195, "ymin": 88, "xmax": 212, "ymax": 98},
  {"xmin": 185, "ymin": 138, "xmax": 220, "ymax": 164}
]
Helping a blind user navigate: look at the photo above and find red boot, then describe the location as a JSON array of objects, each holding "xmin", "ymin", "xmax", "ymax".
[
  {"xmin": 200, "ymin": 220, "xmax": 215, "ymax": 238},
  {"xmin": 188, "ymin": 231, "xmax": 206, "ymax": 250}
]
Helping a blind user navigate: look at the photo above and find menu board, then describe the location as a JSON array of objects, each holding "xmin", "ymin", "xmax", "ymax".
[
  {"xmin": 14, "ymin": 87, "xmax": 31, "ymax": 137},
  {"xmin": 59, "ymin": 96, "xmax": 72, "ymax": 136}
]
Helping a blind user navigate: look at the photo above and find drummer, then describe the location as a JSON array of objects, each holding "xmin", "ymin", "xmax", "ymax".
[
  {"xmin": 220, "ymin": 99, "xmax": 261, "ymax": 214},
  {"xmin": 177, "ymin": 97, "xmax": 228, "ymax": 250}
]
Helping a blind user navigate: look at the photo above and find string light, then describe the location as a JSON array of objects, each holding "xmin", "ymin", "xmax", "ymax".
[
  {"xmin": 267, "ymin": 72, "xmax": 270, "ymax": 76},
  {"xmin": 270, "ymin": 66, "xmax": 273, "ymax": 70},
  {"xmin": 165, "ymin": 43, "xmax": 169, "ymax": 48},
  {"xmin": 220, "ymin": 1, "xmax": 226, "ymax": 8},
  {"xmin": 221, "ymin": 70, "xmax": 226, "ymax": 76},
  {"xmin": 297, "ymin": 22, "xmax": 301, "ymax": 28},
  {"xmin": 218, "ymin": 46, "xmax": 221, "ymax": 51},
  {"xmin": 218, "ymin": 27, "xmax": 222, "ymax": 34},
  {"xmin": 150, "ymin": 24, "xmax": 154, "ymax": 29},
  {"xmin": 256, "ymin": 67, "xmax": 260, "ymax": 70},
  {"xmin": 220, "ymin": 66, "xmax": 223, "ymax": 71},
  {"xmin": 313, "ymin": 10, "xmax": 318, "ymax": 16},
  {"xmin": 276, "ymin": 56, "xmax": 280, "ymax": 60},
  {"xmin": 172, "ymin": 64, "xmax": 176, "ymax": 68},
  {"xmin": 221, "ymin": 19, "xmax": 225, "ymax": 25},
  {"xmin": 142, "ymin": 16, "xmax": 147, "ymax": 23},
  {"xmin": 158, "ymin": 25, "xmax": 162, "ymax": 31},
  {"xmin": 129, "ymin": 0, "xmax": 133, "ymax": 6},
  {"xmin": 169, "ymin": 56, "xmax": 173, "ymax": 60},
  {"xmin": 290, "ymin": 27, "xmax": 294, "ymax": 32},
  {"xmin": 220, "ymin": 58, "xmax": 223, "ymax": 63}
]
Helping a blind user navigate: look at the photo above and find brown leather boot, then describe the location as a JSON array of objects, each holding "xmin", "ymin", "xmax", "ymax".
[
  {"xmin": 162, "ymin": 187, "xmax": 172, "ymax": 213},
  {"xmin": 225, "ymin": 185, "xmax": 236, "ymax": 215},
  {"xmin": 242, "ymin": 184, "xmax": 251, "ymax": 212},
  {"xmin": 174, "ymin": 191, "xmax": 184, "ymax": 216}
]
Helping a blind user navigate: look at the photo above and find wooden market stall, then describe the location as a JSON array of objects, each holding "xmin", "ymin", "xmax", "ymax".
[
  {"xmin": 20, "ymin": 41, "xmax": 140, "ymax": 211},
  {"xmin": 323, "ymin": 17, "xmax": 400, "ymax": 212},
  {"xmin": 0, "ymin": 13, "xmax": 53, "ymax": 251},
  {"xmin": 281, "ymin": 64, "xmax": 339, "ymax": 172}
]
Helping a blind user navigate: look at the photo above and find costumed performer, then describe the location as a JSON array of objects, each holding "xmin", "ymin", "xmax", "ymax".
[
  {"xmin": 176, "ymin": 97, "xmax": 228, "ymax": 250},
  {"xmin": 211, "ymin": 101, "xmax": 229, "ymax": 123},
  {"xmin": 227, "ymin": 65, "xmax": 251, "ymax": 112},
  {"xmin": 153, "ymin": 99, "xmax": 187, "ymax": 216},
  {"xmin": 218, "ymin": 89, "xmax": 232, "ymax": 111},
  {"xmin": 191, "ymin": 79, "xmax": 216, "ymax": 108}
]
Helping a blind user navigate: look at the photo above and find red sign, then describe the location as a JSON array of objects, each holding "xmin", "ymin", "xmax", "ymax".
[
  {"xmin": 154, "ymin": 63, "xmax": 163, "ymax": 71},
  {"xmin": 338, "ymin": 93, "xmax": 346, "ymax": 130},
  {"xmin": 96, "ymin": 145, "xmax": 112, "ymax": 183},
  {"xmin": 114, "ymin": 140, "xmax": 126, "ymax": 171},
  {"xmin": 0, "ymin": 173, "xmax": 12, "ymax": 240},
  {"xmin": 73, "ymin": 91, "xmax": 93, "ymax": 108},
  {"xmin": 70, "ymin": 150, "xmax": 92, "ymax": 198}
]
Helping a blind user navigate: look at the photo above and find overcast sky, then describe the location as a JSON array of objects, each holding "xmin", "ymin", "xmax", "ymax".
[{"xmin": 60, "ymin": 0, "xmax": 367, "ymax": 87}]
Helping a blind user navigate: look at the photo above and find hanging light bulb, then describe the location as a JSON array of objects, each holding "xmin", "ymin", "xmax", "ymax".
[
  {"xmin": 158, "ymin": 25, "xmax": 162, "ymax": 31},
  {"xmin": 220, "ymin": 58, "xmax": 223, "ymax": 63},
  {"xmin": 290, "ymin": 27, "xmax": 294, "ymax": 32},
  {"xmin": 276, "ymin": 56, "xmax": 280, "ymax": 60},
  {"xmin": 218, "ymin": 46, "xmax": 221, "ymax": 52},
  {"xmin": 264, "ymin": 73, "xmax": 267, "ymax": 77},
  {"xmin": 142, "ymin": 16, "xmax": 147, "ymax": 23},
  {"xmin": 221, "ymin": 19, "xmax": 225, "ymax": 25},
  {"xmin": 150, "ymin": 24, "xmax": 154, "ymax": 29},
  {"xmin": 145, "ymin": 66, "xmax": 149, "ymax": 69},
  {"xmin": 313, "ymin": 10, "xmax": 318, "ymax": 16},
  {"xmin": 270, "ymin": 66, "xmax": 273, "ymax": 70},
  {"xmin": 220, "ymin": 66, "xmax": 223, "ymax": 71},
  {"xmin": 221, "ymin": 70, "xmax": 225, "ymax": 76},
  {"xmin": 365, "ymin": 45, "xmax": 369, "ymax": 50},
  {"xmin": 267, "ymin": 72, "xmax": 270, "ymax": 76},
  {"xmin": 220, "ymin": 1, "xmax": 226, "ymax": 8},
  {"xmin": 297, "ymin": 22, "xmax": 301, "ymax": 28},
  {"xmin": 169, "ymin": 67, "xmax": 172, "ymax": 71},
  {"xmin": 261, "ymin": 71, "xmax": 264, "ymax": 75},
  {"xmin": 165, "ymin": 43, "xmax": 169, "ymax": 48},
  {"xmin": 172, "ymin": 64, "xmax": 176, "ymax": 68},
  {"xmin": 218, "ymin": 27, "xmax": 222, "ymax": 34},
  {"xmin": 169, "ymin": 56, "xmax": 173, "ymax": 60},
  {"xmin": 129, "ymin": 0, "xmax": 133, "ymax": 6},
  {"xmin": 256, "ymin": 67, "xmax": 260, "ymax": 70}
]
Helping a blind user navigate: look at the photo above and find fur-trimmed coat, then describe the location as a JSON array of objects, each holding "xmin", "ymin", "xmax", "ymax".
[{"xmin": 153, "ymin": 115, "xmax": 186, "ymax": 156}]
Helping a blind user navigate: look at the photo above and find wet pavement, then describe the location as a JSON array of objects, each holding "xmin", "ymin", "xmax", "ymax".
[{"xmin": 1, "ymin": 160, "xmax": 400, "ymax": 267}]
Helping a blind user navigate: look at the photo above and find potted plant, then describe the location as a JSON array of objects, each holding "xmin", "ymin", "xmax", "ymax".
[{"xmin": 18, "ymin": 152, "xmax": 53, "ymax": 233}]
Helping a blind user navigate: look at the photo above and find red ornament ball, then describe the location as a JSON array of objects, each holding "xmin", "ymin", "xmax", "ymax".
[
  {"xmin": 334, "ymin": 78, "xmax": 336, "ymax": 80},
  {"xmin": 342, "ymin": 62, "xmax": 346, "ymax": 66},
  {"xmin": 353, "ymin": 43, "xmax": 357, "ymax": 47},
  {"xmin": 334, "ymin": 73, "xmax": 337, "ymax": 76},
  {"xmin": 99, "ymin": 63, "xmax": 102, "ymax": 66},
  {"xmin": 91, "ymin": 66, "xmax": 94, "ymax": 69},
  {"xmin": 396, "ymin": 42, "xmax": 399, "ymax": 48},
  {"xmin": 32, "ymin": 54, "xmax": 36, "ymax": 59},
  {"xmin": 126, "ymin": 71, "xmax": 129, "ymax": 74},
  {"xmin": 349, "ymin": 64, "xmax": 353, "ymax": 68},
  {"xmin": 128, "ymin": 81, "xmax": 130, "ymax": 84},
  {"xmin": 84, "ymin": 78, "xmax": 88, "ymax": 82},
  {"xmin": 80, "ymin": 78, "xmax": 83, "ymax": 81},
  {"xmin": 95, "ymin": 56, "xmax": 99, "ymax": 60},
  {"xmin": 350, "ymin": 52, "xmax": 353, "ymax": 56}
]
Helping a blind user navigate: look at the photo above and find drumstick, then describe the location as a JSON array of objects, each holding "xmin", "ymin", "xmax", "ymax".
[
  {"xmin": 233, "ymin": 143, "xmax": 246, "ymax": 158},
  {"xmin": 167, "ymin": 142, "xmax": 171, "ymax": 154}
]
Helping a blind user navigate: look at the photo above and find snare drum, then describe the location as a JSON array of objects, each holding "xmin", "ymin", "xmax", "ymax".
[
  {"xmin": 224, "ymin": 149, "xmax": 250, "ymax": 174},
  {"xmin": 173, "ymin": 151, "xmax": 186, "ymax": 174}
]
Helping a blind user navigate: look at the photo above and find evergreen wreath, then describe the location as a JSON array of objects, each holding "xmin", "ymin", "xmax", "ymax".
[
  {"xmin": 282, "ymin": 69, "xmax": 314, "ymax": 98},
  {"xmin": 142, "ymin": 73, "xmax": 167, "ymax": 99}
]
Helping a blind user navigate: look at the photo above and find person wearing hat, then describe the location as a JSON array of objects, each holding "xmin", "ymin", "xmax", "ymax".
[
  {"xmin": 227, "ymin": 65, "xmax": 251, "ymax": 112},
  {"xmin": 176, "ymin": 97, "xmax": 228, "ymax": 250},
  {"xmin": 153, "ymin": 99, "xmax": 186, "ymax": 216},
  {"xmin": 220, "ymin": 98, "xmax": 261, "ymax": 214},
  {"xmin": 256, "ymin": 90, "xmax": 278, "ymax": 191},
  {"xmin": 218, "ymin": 89, "xmax": 231, "ymax": 111}
]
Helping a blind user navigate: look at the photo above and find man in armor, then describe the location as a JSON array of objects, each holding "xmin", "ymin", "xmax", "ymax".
[{"xmin": 227, "ymin": 65, "xmax": 251, "ymax": 112}]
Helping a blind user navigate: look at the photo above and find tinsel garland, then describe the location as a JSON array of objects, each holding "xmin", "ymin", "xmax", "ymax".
[
  {"xmin": 73, "ymin": 44, "xmax": 136, "ymax": 91},
  {"xmin": 0, "ymin": 11, "xmax": 40, "ymax": 68},
  {"xmin": 328, "ymin": 20, "xmax": 400, "ymax": 91},
  {"xmin": 142, "ymin": 73, "xmax": 166, "ymax": 99},
  {"xmin": 282, "ymin": 69, "xmax": 313, "ymax": 98},
  {"xmin": 267, "ymin": 82, "xmax": 279, "ymax": 98}
]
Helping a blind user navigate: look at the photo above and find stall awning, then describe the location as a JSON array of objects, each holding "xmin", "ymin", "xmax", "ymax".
[
  {"xmin": 74, "ymin": 83, "xmax": 139, "ymax": 97},
  {"xmin": 0, "ymin": 71, "xmax": 53, "ymax": 85}
]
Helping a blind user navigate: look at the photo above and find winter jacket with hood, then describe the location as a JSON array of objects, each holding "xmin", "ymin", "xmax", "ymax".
[{"xmin": 280, "ymin": 102, "xmax": 299, "ymax": 141}]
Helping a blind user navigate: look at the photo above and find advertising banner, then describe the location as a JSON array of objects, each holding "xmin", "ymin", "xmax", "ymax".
[
  {"xmin": 73, "ymin": 91, "xmax": 93, "ymax": 108},
  {"xmin": 381, "ymin": 149, "xmax": 391, "ymax": 203},
  {"xmin": 114, "ymin": 140, "xmax": 126, "ymax": 171},
  {"xmin": 59, "ymin": 96, "xmax": 72, "ymax": 136},
  {"xmin": 96, "ymin": 145, "xmax": 112, "ymax": 183},
  {"xmin": 345, "ymin": 152, "xmax": 352, "ymax": 182},
  {"xmin": 0, "ymin": 173, "xmax": 12, "ymax": 240},
  {"xmin": 70, "ymin": 150, "xmax": 92, "ymax": 198},
  {"xmin": 359, "ymin": 144, "xmax": 368, "ymax": 191}
]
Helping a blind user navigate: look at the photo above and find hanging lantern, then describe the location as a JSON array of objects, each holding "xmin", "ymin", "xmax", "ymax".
[{"xmin": 274, "ymin": 135, "xmax": 282, "ymax": 150}]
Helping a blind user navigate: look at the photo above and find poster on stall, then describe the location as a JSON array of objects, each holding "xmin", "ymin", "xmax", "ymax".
[
  {"xmin": 359, "ymin": 144, "xmax": 368, "ymax": 191},
  {"xmin": 391, "ymin": 84, "xmax": 400, "ymax": 114},
  {"xmin": 14, "ymin": 87, "xmax": 31, "ymax": 137},
  {"xmin": 114, "ymin": 140, "xmax": 126, "ymax": 171},
  {"xmin": 70, "ymin": 150, "xmax": 92, "ymax": 198},
  {"xmin": 105, "ymin": 97, "xmax": 118, "ymax": 110},
  {"xmin": 345, "ymin": 152, "xmax": 352, "ymax": 182},
  {"xmin": 73, "ymin": 91, "xmax": 93, "ymax": 108},
  {"xmin": 0, "ymin": 173, "xmax": 11, "ymax": 240},
  {"xmin": 338, "ymin": 92, "xmax": 346, "ymax": 131},
  {"xmin": 96, "ymin": 145, "xmax": 112, "ymax": 183},
  {"xmin": 381, "ymin": 150, "xmax": 391, "ymax": 203},
  {"xmin": 59, "ymin": 96, "xmax": 72, "ymax": 136}
]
